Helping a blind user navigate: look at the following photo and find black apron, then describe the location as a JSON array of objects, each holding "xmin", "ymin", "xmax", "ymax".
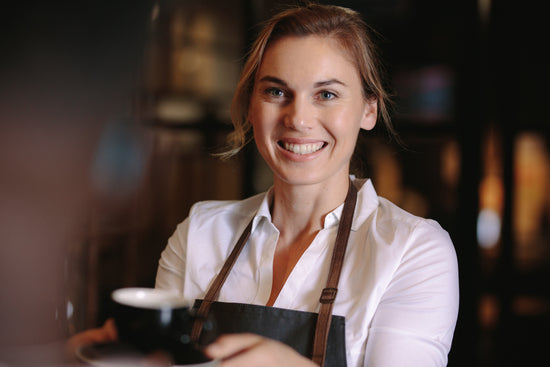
[{"xmin": 192, "ymin": 181, "xmax": 357, "ymax": 367}]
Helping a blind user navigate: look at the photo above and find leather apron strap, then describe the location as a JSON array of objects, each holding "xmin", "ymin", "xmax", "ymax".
[
  {"xmin": 191, "ymin": 180, "xmax": 357, "ymax": 367},
  {"xmin": 191, "ymin": 219, "xmax": 254, "ymax": 343},
  {"xmin": 312, "ymin": 180, "xmax": 357, "ymax": 366}
]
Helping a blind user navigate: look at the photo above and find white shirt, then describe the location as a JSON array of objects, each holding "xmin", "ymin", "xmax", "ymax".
[{"xmin": 156, "ymin": 178, "xmax": 459, "ymax": 367}]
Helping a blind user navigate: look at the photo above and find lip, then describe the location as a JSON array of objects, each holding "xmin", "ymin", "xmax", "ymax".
[{"xmin": 276, "ymin": 138, "xmax": 327, "ymax": 161}]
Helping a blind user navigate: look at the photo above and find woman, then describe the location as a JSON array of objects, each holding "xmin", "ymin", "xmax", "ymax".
[
  {"xmin": 72, "ymin": 3, "xmax": 459, "ymax": 366},
  {"xmin": 157, "ymin": 2, "xmax": 458, "ymax": 367}
]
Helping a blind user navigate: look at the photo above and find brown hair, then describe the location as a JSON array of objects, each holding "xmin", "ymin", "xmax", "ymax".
[{"xmin": 221, "ymin": 2, "xmax": 396, "ymax": 158}]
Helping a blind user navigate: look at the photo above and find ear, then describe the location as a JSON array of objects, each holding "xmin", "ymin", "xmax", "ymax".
[{"xmin": 360, "ymin": 98, "xmax": 377, "ymax": 131}]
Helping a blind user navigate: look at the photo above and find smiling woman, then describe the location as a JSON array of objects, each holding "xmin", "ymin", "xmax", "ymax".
[
  {"xmin": 224, "ymin": 3, "xmax": 395, "ymax": 160},
  {"xmin": 248, "ymin": 35, "xmax": 377, "ymax": 192},
  {"xmin": 69, "ymin": 3, "xmax": 459, "ymax": 367},
  {"xmin": 154, "ymin": 3, "xmax": 458, "ymax": 367}
]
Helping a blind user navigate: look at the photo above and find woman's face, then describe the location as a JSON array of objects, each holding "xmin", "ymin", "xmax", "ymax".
[{"xmin": 248, "ymin": 35, "xmax": 377, "ymax": 188}]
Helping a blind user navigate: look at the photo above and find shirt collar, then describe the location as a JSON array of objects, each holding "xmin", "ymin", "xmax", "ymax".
[
  {"xmin": 350, "ymin": 178, "xmax": 379, "ymax": 231},
  {"xmin": 252, "ymin": 187, "xmax": 274, "ymax": 230},
  {"xmin": 321, "ymin": 178, "xmax": 379, "ymax": 231},
  {"xmin": 251, "ymin": 177, "xmax": 380, "ymax": 232}
]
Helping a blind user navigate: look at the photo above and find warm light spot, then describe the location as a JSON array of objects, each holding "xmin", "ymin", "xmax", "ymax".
[
  {"xmin": 479, "ymin": 293, "xmax": 499, "ymax": 329},
  {"xmin": 513, "ymin": 296, "xmax": 550, "ymax": 316},
  {"xmin": 514, "ymin": 133, "xmax": 550, "ymax": 236},
  {"xmin": 479, "ymin": 175, "xmax": 504, "ymax": 214},
  {"xmin": 441, "ymin": 139, "xmax": 461, "ymax": 188}
]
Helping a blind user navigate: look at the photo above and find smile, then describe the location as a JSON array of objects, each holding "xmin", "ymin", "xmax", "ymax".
[{"xmin": 282, "ymin": 141, "xmax": 325, "ymax": 155}]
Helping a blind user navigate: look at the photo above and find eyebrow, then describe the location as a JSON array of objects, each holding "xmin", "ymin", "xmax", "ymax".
[
  {"xmin": 257, "ymin": 75, "xmax": 346, "ymax": 88},
  {"xmin": 258, "ymin": 76, "xmax": 288, "ymax": 86},
  {"xmin": 314, "ymin": 79, "xmax": 347, "ymax": 88}
]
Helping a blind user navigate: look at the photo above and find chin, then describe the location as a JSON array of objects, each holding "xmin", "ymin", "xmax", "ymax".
[
  {"xmin": 271, "ymin": 170, "xmax": 316, "ymax": 186},
  {"xmin": 274, "ymin": 169, "xmax": 343, "ymax": 188},
  {"xmin": 268, "ymin": 159, "xmax": 351, "ymax": 188}
]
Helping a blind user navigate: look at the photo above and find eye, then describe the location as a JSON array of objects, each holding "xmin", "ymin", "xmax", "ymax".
[
  {"xmin": 265, "ymin": 87, "xmax": 285, "ymax": 98},
  {"xmin": 319, "ymin": 90, "xmax": 336, "ymax": 100}
]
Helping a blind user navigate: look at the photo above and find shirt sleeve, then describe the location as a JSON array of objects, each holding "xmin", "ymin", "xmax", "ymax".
[
  {"xmin": 363, "ymin": 220, "xmax": 459, "ymax": 367},
  {"xmin": 155, "ymin": 218, "xmax": 190, "ymax": 293}
]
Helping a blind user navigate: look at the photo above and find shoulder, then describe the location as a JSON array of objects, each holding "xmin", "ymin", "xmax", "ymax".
[
  {"xmin": 187, "ymin": 192, "xmax": 266, "ymax": 230},
  {"xmin": 375, "ymin": 196, "xmax": 456, "ymax": 260},
  {"xmin": 377, "ymin": 196, "xmax": 450, "ymax": 238},
  {"xmin": 171, "ymin": 191, "xmax": 267, "ymax": 262},
  {"xmin": 352, "ymin": 178, "xmax": 457, "ymax": 278},
  {"xmin": 354, "ymin": 178, "xmax": 443, "ymax": 236},
  {"xmin": 352, "ymin": 179, "xmax": 456, "ymax": 265}
]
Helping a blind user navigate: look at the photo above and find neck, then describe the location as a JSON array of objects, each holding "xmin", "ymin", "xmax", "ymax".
[{"xmin": 270, "ymin": 175, "xmax": 350, "ymax": 239}]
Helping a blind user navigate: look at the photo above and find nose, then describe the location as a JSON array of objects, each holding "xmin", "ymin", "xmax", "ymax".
[{"xmin": 283, "ymin": 96, "xmax": 313, "ymax": 131}]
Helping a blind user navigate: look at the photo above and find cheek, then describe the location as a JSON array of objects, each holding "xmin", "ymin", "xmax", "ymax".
[
  {"xmin": 248, "ymin": 97, "xmax": 266, "ymax": 129},
  {"xmin": 327, "ymin": 112, "xmax": 362, "ymax": 152},
  {"xmin": 249, "ymin": 103, "xmax": 278, "ymax": 136},
  {"xmin": 327, "ymin": 110, "xmax": 361, "ymax": 135},
  {"xmin": 249, "ymin": 105, "xmax": 270, "ymax": 150}
]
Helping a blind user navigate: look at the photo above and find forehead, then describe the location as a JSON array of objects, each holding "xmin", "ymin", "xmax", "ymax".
[{"xmin": 257, "ymin": 35, "xmax": 359, "ymax": 82}]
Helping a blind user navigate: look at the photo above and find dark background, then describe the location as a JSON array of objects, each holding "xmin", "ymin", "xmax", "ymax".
[{"xmin": 1, "ymin": 0, "xmax": 548, "ymax": 366}]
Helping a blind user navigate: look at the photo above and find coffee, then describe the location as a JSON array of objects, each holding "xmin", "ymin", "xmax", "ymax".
[{"xmin": 112, "ymin": 288, "xmax": 216, "ymax": 365}]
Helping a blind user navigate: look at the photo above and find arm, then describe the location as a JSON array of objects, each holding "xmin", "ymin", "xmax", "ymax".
[
  {"xmin": 155, "ymin": 219, "xmax": 190, "ymax": 291},
  {"xmin": 364, "ymin": 221, "xmax": 459, "ymax": 367}
]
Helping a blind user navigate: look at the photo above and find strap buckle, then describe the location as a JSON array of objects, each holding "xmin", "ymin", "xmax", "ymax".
[{"xmin": 319, "ymin": 287, "xmax": 338, "ymax": 304}]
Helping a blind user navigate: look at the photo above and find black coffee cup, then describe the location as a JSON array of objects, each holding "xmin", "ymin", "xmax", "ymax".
[{"xmin": 112, "ymin": 287, "xmax": 217, "ymax": 366}]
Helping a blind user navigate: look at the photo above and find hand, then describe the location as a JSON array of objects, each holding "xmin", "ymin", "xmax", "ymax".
[
  {"xmin": 65, "ymin": 318, "xmax": 118, "ymax": 360},
  {"xmin": 204, "ymin": 333, "xmax": 317, "ymax": 367}
]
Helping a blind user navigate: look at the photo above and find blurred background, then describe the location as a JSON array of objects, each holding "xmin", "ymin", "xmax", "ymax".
[{"xmin": 0, "ymin": 0, "xmax": 548, "ymax": 366}]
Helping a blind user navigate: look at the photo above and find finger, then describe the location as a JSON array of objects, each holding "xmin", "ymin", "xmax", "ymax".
[
  {"xmin": 65, "ymin": 319, "xmax": 119, "ymax": 359},
  {"xmin": 103, "ymin": 318, "xmax": 118, "ymax": 340},
  {"xmin": 204, "ymin": 333, "xmax": 264, "ymax": 360}
]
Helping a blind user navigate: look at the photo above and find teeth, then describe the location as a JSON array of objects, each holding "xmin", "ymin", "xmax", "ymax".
[{"xmin": 283, "ymin": 142, "xmax": 324, "ymax": 155}]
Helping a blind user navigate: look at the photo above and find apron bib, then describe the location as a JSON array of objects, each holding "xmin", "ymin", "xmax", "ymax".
[{"xmin": 192, "ymin": 180, "xmax": 358, "ymax": 366}]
